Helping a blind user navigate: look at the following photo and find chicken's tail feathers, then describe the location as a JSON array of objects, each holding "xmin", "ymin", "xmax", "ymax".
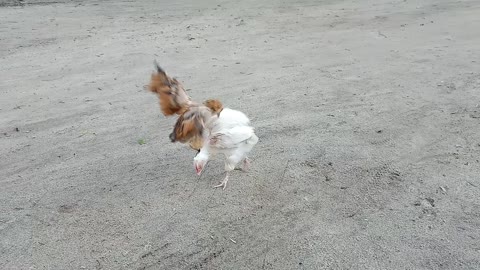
[
  {"xmin": 153, "ymin": 60, "xmax": 166, "ymax": 74},
  {"xmin": 203, "ymin": 99, "xmax": 224, "ymax": 114},
  {"xmin": 151, "ymin": 60, "xmax": 170, "ymax": 86},
  {"xmin": 148, "ymin": 62, "xmax": 194, "ymax": 116}
]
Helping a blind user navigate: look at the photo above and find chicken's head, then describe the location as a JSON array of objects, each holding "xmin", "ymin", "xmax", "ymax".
[{"xmin": 193, "ymin": 152, "xmax": 208, "ymax": 176}]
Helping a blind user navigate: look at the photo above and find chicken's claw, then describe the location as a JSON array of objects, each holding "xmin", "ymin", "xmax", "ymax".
[{"xmin": 213, "ymin": 173, "xmax": 229, "ymax": 190}]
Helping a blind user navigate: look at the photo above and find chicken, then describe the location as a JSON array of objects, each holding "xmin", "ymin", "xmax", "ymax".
[
  {"xmin": 147, "ymin": 63, "xmax": 258, "ymax": 188},
  {"xmin": 147, "ymin": 61, "xmax": 204, "ymax": 150},
  {"xmin": 170, "ymin": 99, "xmax": 259, "ymax": 189}
]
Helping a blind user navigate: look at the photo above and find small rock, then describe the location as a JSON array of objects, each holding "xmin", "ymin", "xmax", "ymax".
[
  {"xmin": 425, "ymin": 198, "xmax": 435, "ymax": 207},
  {"xmin": 470, "ymin": 111, "xmax": 480, "ymax": 118},
  {"xmin": 376, "ymin": 130, "xmax": 383, "ymax": 133}
]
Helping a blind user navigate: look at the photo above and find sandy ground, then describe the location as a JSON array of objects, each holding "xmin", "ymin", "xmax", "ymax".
[{"xmin": 1, "ymin": 0, "xmax": 480, "ymax": 269}]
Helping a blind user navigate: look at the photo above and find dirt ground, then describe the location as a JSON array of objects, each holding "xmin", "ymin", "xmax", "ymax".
[{"xmin": 1, "ymin": 0, "xmax": 480, "ymax": 269}]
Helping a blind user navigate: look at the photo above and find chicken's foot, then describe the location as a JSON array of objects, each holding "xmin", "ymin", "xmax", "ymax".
[{"xmin": 213, "ymin": 172, "xmax": 229, "ymax": 190}]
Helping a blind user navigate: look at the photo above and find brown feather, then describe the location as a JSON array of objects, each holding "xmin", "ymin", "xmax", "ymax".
[
  {"xmin": 148, "ymin": 65, "xmax": 192, "ymax": 116},
  {"xmin": 147, "ymin": 63, "xmax": 225, "ymax": 152},
  {"xmin": 188, "ymin": 135, "xmax": 203, "ymax": 151},
  {"xmin": 203, "ymin": 99, "xmax": 223, "ymax": 115},
  {"xmin": 170, "ymin": 105, "xmax": 214, "ymax": 150}
]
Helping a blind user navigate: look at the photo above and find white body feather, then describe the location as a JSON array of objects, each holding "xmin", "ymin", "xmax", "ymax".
[{"xmin": 195, "ymin": 108, "xmax": 258, "ymax": 171}]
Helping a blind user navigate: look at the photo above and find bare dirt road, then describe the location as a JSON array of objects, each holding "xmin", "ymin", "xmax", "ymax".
[{"xmin": 1, "ymin": 0, "xmax": 479, "ymax": 269}]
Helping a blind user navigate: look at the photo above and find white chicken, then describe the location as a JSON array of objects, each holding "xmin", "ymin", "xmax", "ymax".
[
  {"xmin": 170, "ymin": 99, "xmax": 258, "ymax": 189},
  {"xmin": 196, "ymin": 109, "xmax": 258, "ymax": 189}
]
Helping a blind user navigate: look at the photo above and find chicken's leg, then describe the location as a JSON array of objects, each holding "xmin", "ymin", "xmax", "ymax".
[{"xmin": 213, "ymin": 172, "xmax": 229, "ymax": 190}]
